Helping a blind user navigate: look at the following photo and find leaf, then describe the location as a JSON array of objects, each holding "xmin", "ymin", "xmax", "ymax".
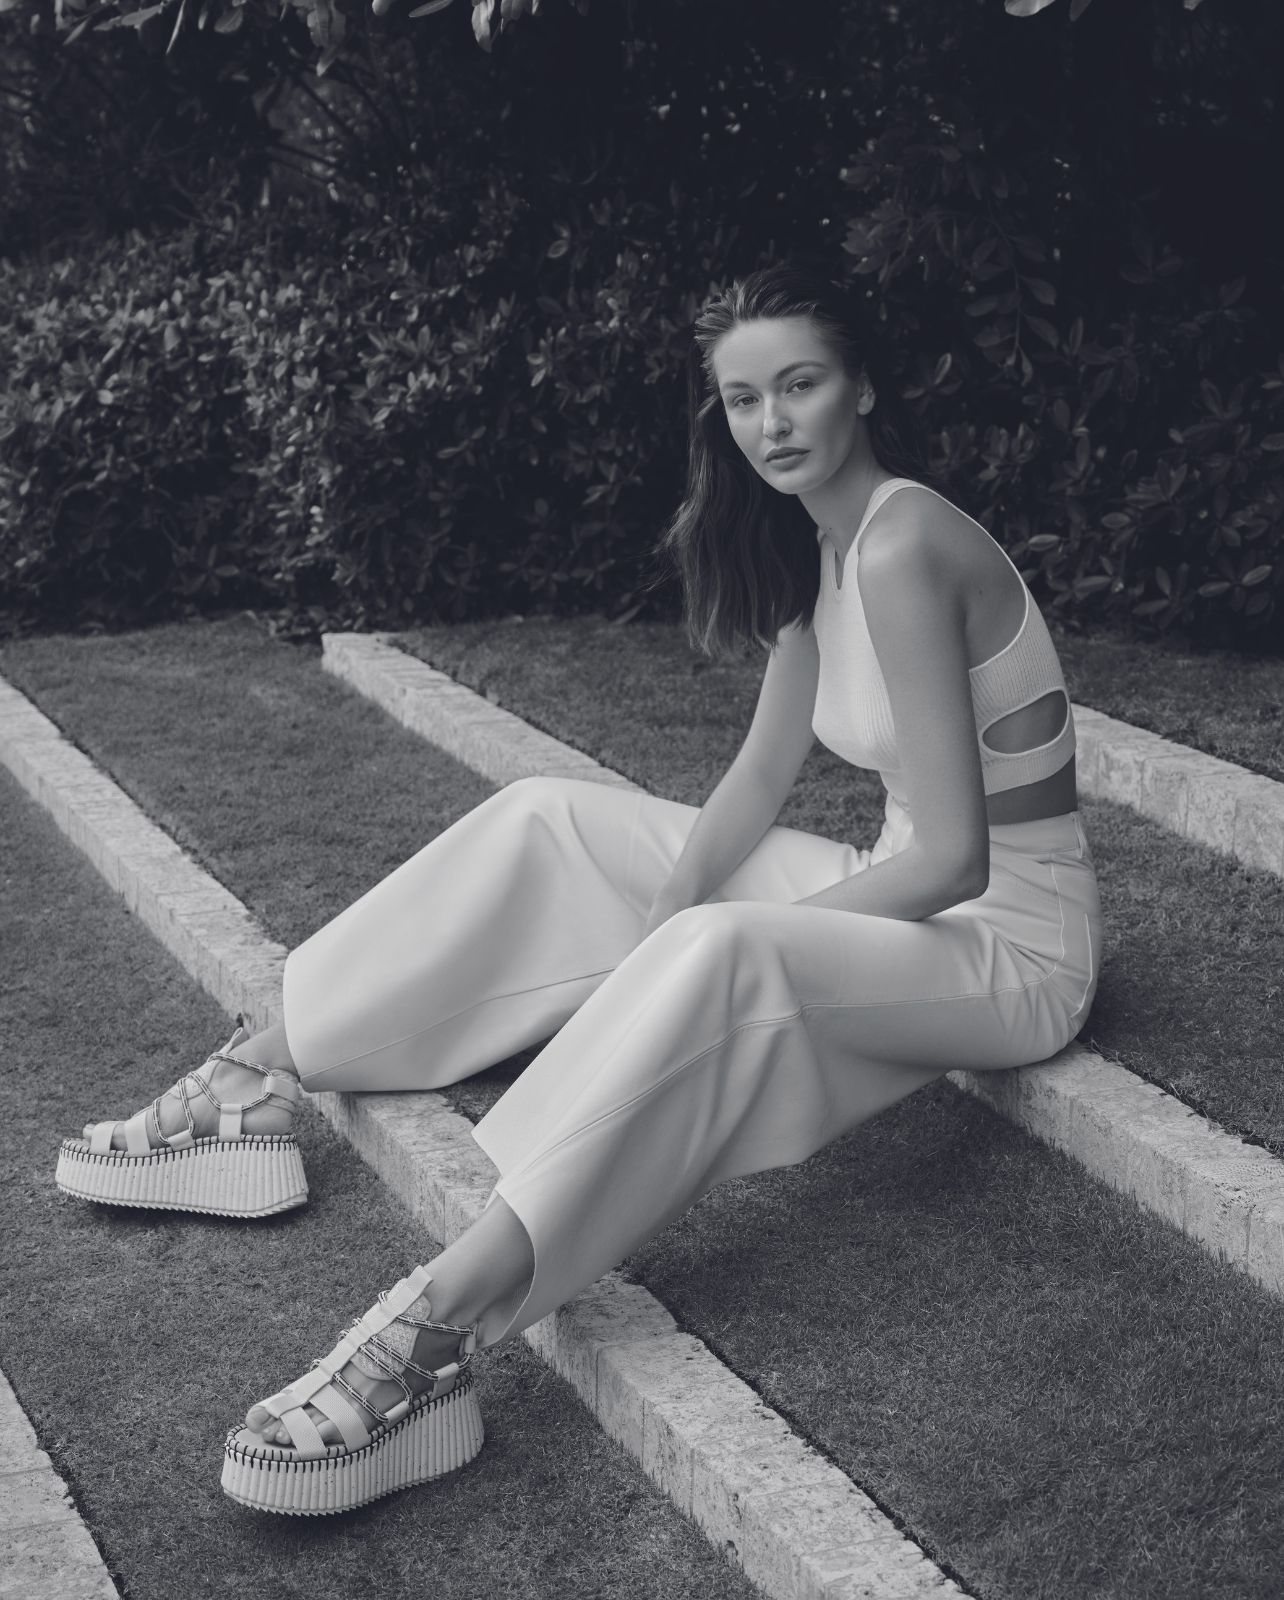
[
  {"xmin": 1026, "ymin": 315, "xmax": 1059, "ymax": 348},
  {"xmin": 166, "ymin": 0, "xmax": 188, "ymax": 52},
  {"xmin": 409, "ymin": 0, "xmax": 454, "ymax": 12},
  {"xmin": 63, "ymin": 7, "xmax": 109, "ymax": 42},
  {"xmin": 1004, "ymin": 0, "xmax": 1058, "ymax": 14},
  {"xmin": 1025, "ymin": 277, "xmax": 1057, "ymax": 307},
  {"xmin": 1198, "ymin": 580, "xmax": 1231, "ymax": 599},
  {"xmin": 1242, "ymin": 565, "xmax": 1273, "ymax": 587},
  {"xmin": 1260, "ymin": 434, "xmax": 1284, "ymax": 451},
  {"xmin": 110, "ymin": 2, "xmax": 166, "ymax": 25}
]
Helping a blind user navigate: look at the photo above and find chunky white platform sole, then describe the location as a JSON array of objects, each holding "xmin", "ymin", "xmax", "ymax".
[
  {"xmin": 221, "ymin": 1371, "xmax": 485, "ymax": 1515},
  {"xmin": 54, "ymin": 1133, "xmax": 308, "ymax": 1218}
]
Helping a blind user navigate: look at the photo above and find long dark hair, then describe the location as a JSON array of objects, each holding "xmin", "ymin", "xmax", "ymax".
[{"xmin": 650, "ymin": 261, "xmax": 941, "ymax": 658}]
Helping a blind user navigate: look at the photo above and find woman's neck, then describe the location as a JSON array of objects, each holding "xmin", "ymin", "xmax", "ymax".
[{"xmin": 806, "ymin": 459, "xmax": 903, "ymax": 565}]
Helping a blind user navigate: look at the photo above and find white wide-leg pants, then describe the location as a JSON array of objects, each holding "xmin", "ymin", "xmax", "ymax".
[{"xmin": 282, "ymin": 776, "xmax": 1101, "ymax": 1344}]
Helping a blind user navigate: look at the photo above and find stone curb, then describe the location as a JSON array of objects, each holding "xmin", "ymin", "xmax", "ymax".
[
  {"xmin": 0, "ymin": 672, "xmax": 966, "ymax": 1600},
  {"xmin": 0, "ymin": 1370, "xmax": 118, "ymax": 1599},
  {"xmin": 1073, "ymin": 705, "xmax": 1282, "ymax": 878},
  {"xmin": 320, "ymin": 633, "xmax": 1284, "ymax": 1301}
]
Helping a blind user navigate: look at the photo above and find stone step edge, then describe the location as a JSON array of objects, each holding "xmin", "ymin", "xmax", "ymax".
[
  {"xmin": 320, "ymin": 631, "xmax": 1284, "ymax": 1302},
  {"xmin": 0, "ymin": 1369, "xmax": 119, "ymax": 1599},
  {"xmin": 1073, "ymin": 704, "xmax": 1282, "ymax": 878},
  {"xmin": 0, "ymin": 672, "xmax": 967, "ymax": 1600}
]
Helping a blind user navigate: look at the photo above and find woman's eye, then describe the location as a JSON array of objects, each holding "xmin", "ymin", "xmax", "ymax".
[{"xmin": 728, "ymin": 379, "xmax": 813, "ymax": 410}]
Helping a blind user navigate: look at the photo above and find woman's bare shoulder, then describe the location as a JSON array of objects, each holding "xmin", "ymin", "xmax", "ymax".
[{"xmin": 857, "ymin": 486, "xmax": 972, "ymax": 592}]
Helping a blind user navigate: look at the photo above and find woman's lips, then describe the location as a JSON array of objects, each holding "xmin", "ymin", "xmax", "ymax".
[{"xmin": 766, "ymin": 449, "xmax": 809, "ymax": 467}]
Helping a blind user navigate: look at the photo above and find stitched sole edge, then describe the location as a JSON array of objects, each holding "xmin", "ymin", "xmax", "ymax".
[
  {"xmin": 220, "ymin": 1373, "xmax": 485, "ymax": 1515},
  {"xmin": 54, "ymin": 1134, "xmax": 308, "ymax": 1218}
]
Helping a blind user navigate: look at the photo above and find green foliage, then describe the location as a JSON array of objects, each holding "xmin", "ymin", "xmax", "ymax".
[
  {"xmin": 0, "ymin": 195, "xmax": 714, "ymax": 632},
  {"xmin": 1, "ymin": 0, "xmax": 1281, "ymax": 645},
  {"xmin": 0, "ymin": 232, "xmax": 271, "ymax": 625},
  {"xmin": 845, "ymin": 104, "xmax": 1284, "ymax": 641},
  {"xmin": 0, "ymin": 6, "xmax": 286, "ymax": 255}
]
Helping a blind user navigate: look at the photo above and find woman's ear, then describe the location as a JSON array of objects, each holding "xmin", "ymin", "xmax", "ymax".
[{"xmin": 855, "ymin": 373, "xmax": 877, "ymax": 416}]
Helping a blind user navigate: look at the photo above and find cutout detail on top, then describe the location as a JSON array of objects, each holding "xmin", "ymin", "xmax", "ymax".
[{"xmin": 981, "ymin": 689, "xmax": 1070, "ymax": 755}]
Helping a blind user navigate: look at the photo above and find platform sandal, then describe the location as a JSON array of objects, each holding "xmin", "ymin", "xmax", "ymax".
[
  {"xmin": 54, "ymin": 1021, "xmax": 307, "ymax": 1218},
  {"xmin": 221, "ymin": 1264, "xmax": 483, "ymax": 1515}
]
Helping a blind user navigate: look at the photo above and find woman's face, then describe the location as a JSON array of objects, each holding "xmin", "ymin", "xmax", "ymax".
[{"xmin": 710, "ymin": 315, "xmax": 868, "ymax": 494}]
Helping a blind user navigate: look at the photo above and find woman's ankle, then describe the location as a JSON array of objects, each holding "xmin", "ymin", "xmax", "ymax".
[{"xmin": 229, "ymin": 1021, "xmax": 299, "ymax": 1079}]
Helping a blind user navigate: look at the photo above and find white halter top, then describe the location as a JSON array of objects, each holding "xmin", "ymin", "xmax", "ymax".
[{"xmin": 810, "ymin": 478, "xmax": 1076, "ymax": 802}]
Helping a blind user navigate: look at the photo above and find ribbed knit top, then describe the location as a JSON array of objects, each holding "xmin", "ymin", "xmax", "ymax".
[{"xmin": 811, "ymin": 478, "xmax": 1076, "ymax": 802}]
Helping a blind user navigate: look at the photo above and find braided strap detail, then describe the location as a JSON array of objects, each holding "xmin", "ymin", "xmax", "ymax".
[
  {"xmin": 254, "ymin": 1267, "xmax": 479, "ymax": 1453},
  {"xmin": 148, "ymin": 1048, "xmax": 300, "ymax": 1151}
]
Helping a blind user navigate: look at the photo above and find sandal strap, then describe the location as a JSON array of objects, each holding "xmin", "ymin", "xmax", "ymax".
[
  {"xmin": 308, "ymin": 1382, "xmax": 373, "ymax": 1453},
  {"xmin": 121, "ymin": 1107, "xmax": 153, "ymax": 1157},
  {"xmin": 255, "ymin": 1267, "xmax": 479, "ymax": 1451},
  {"xmin": 276, "ymin": 1404, "xmax": 327, "ymax": 1457},
  {"xmin": 86, "ymin": 1022, "xmax": 301, "ymax": 1156},
  {"xmin": 87, "ymin": 1122, "xmax": 116, "ymax": 1155},
  {"xmin": 152, "ymin": 1049, "xmax": 301, "ymax": 1149}
]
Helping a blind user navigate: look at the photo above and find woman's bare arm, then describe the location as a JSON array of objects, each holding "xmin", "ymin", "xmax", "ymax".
[{"xmin": 643, "ymin": 621, "xmax": 819, "ymax": 930}]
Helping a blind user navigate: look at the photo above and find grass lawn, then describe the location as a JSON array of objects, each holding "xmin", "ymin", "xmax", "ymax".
[
  {"xmin": 400, "ymin": 611, "xmax": 1280, "ymax": 787},
  {"xmin": 1050, "ymin": 624, "xmax": 1284, "ymax": 784},
  {"xmin": 5, "ymin": 615, "xmax": 1284, "ymax": 1600},
  {"xmin": 0, "ymin": 763, "xmax": 763, "ymax": 1600}
]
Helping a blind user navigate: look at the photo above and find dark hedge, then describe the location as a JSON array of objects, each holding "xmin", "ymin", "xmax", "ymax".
[{"xmin": 2, "ymin": 0, "xmax": 1281, "ymax": 644}]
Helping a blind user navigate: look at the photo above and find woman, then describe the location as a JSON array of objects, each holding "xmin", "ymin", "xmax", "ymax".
[{"xmin": 56, "ymin": 263, "xmax": 1101, "ymax": 1516}]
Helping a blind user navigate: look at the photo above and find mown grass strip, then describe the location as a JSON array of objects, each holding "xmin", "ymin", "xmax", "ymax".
[
  {"xmin": 0, "ymin": 763, "xmax": 762, "ymax": 1600},
  {"xmin": 5, "ymin": 616, "xmax": 1284, "ymax": 1600},
  {"xmin": 1051, "ymin": 626, "xmax": 1284, "ymax": 785}
]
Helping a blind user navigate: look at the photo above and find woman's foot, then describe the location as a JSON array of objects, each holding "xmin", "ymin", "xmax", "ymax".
[
  {"xmin": 247, "ymin": 1310, "xmax": 470, "ymax": 1448},
  {"xmin": 222, "ymin": 1268, "xmax": 485, "ymax": 1514},
  {"xmin": 56, "ymin": 1021, "xmax": 308, "ymax": 1218},
  {"xmin": 83, "ymin": 1023, "xmax": 298, "ymax": 1151},
  {"xmin": 242, "ymin": 1269, "xmax": 479, "ymax": 1449}
]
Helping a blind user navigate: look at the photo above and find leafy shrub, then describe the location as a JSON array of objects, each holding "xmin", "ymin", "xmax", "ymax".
[
  {"xmin": 0, "ymin": 231, "xmax": 273, "ymax": 628},
  {"xmin": 845, "ymin": 95, "xmax": 1284, "ymax": 644},
  {"xmin": 2, "ymin": 0, "xmax": 1282, "ymax": 646}
]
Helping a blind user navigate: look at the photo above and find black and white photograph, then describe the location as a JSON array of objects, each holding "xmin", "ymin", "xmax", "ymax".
[{"xmin": 2, "ymin": 1, "xmax": 1282, "ymax": 1596}]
